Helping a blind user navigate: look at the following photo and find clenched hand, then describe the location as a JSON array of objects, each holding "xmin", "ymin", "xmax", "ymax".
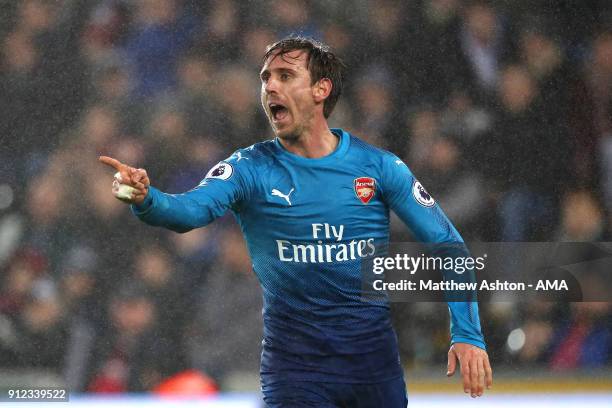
[{"xmin": 99, "ymin": 156, "xmax": 150, "ymax": 205}]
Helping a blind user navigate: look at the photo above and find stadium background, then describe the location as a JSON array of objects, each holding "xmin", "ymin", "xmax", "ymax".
[{"xmin": 0, "ymin": 0, "xmax": 611, "ymax": 406}]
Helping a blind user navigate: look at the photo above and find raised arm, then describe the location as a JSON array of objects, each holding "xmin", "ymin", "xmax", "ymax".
[{"xmin": 99, "ymin": 154, "xmax": 253, "ymax": 233}]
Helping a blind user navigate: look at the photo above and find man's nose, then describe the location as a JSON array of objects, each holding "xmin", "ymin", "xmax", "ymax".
[{"xmin": 264, "ymin": 77, "xmax": 279, "ymax": 94}]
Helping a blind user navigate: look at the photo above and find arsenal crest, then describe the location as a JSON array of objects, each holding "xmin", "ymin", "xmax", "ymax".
[{"xmin": 354, "ymin": 177, "xmax": 376, "ymax": 204}]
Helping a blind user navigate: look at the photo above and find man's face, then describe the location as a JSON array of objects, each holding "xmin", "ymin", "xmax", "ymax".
[{"xmin": 260, "ymin": 49, "xmax": 317, "ymax": 140}]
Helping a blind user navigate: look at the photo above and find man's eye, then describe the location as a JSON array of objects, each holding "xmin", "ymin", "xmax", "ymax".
[{"xmin": 280, "ymin": 73, "xmax": 290, "ymax": 80}]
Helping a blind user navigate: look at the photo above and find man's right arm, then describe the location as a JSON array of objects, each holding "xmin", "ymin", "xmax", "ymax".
[
  {"xmin": 131, "ymin": 176, "xmax": 244, "ymax": 233},
  {"xmin": 100, "ymin": 156, "xmax": 252, "ymax": 233}
]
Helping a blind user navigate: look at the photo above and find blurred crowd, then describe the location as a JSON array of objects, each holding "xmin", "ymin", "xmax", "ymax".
[{"xmin": 1, "ymin": 0, "xmax": 611, "ymax": 392}]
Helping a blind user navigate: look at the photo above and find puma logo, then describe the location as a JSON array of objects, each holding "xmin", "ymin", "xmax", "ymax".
[
  {"xmin": 271, "ymin": 188, "xmax": 295, "ymax": 206},
  {"xmin": 234, "ymin": 152, "xmax": 248, "ymax": 161}
]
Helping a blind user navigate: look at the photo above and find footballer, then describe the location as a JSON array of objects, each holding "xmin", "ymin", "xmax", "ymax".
[{"xmin": 100, "ymin": 37, "xmax": 492, "ymax": 407}]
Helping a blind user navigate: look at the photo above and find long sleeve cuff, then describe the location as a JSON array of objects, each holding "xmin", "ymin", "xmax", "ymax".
[
  {"xmin": 451, "ymin": 336, "xmax": 486, "ymax": 350},
  {"xmin": 130, "ymin": 186, "xmax": 156, "ymax": 216}
]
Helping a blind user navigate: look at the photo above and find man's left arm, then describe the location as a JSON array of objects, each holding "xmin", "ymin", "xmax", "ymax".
[{"xmin": 381, "ymin": 154, "xmax": 493, "ymax": 397}]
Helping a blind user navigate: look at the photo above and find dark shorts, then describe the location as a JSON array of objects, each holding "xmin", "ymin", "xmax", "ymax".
[{"xmin": 262, "ymin": 376, "xmax": 408, "ymax": 408}]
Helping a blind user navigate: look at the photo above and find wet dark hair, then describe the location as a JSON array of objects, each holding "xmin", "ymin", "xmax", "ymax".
[{"xmin": 263, "ymin": 36, "xmax": 346, "ymax": 119}]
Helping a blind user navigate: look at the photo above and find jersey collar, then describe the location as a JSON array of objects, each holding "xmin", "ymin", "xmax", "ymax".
[{"xmin": 273, "ymin": 128, "xmax": 350, "ymax": 165}]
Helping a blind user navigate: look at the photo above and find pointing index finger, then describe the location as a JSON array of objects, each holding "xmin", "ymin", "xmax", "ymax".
[{"xmin": 99, "ymin": 156, "xmax": 124, "ymax": 171}]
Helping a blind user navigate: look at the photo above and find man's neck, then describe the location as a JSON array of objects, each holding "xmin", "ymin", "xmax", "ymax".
[{"xmin": 278, "ymin": 120, "xmax": 339, "ymax": 158}]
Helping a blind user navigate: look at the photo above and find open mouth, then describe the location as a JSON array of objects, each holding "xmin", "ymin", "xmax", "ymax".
[{"xmin": 269, "ymin": 103, "xmax": 289, "ymax": 122}]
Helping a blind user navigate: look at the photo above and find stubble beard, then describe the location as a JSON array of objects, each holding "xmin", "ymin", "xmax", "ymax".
[
  {"xmin": 277, "ymin": 107, "xmax": 316, "ymax": 142},
  {"xmin": 276, "ymin": 123, "xmax": 303, "ymax": 142},
  {"xmin": 271, "ymin": 113, "xmax": 304, "ymax": 142}
]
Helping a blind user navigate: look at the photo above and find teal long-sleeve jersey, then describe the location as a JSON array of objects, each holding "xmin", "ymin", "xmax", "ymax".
[{"xmin": 131, "ymin": 128, "xmax": 485, "ymax": 383}]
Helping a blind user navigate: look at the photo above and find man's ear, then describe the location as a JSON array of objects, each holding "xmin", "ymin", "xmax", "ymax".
[{"xmin": 313, "ymin": 78, "xmax": 332, "ymax": 103}]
